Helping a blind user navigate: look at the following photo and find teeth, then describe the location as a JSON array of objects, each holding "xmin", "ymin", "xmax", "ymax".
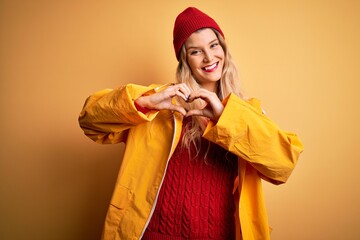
[{"xmin": 204, "ymin": 63, "xmax": 217, "ymax": 71}]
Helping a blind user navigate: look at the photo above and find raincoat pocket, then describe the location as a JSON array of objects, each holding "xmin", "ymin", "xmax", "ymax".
[
  {"xmin": 102, "ymin": 185, "xmax": 134, "ymax": 240},
  {"xmin": 110, "ymin": 185, "xmax": 133, "ymax": 209}
]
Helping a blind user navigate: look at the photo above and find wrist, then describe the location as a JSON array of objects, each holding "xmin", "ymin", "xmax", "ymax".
[{"xmin": 134, "ymin": 97, "xmax": 150, "ymax": 114}]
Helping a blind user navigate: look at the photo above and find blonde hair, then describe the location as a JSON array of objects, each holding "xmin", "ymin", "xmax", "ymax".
[{"xmin": 176, "ymin": 28, "xmax": 243, "ymax": 156}]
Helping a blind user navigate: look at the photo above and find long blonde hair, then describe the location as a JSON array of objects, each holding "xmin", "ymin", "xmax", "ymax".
[{"xmin": 176, "ymin": 28, "xmax": 243, "ymax": 156}]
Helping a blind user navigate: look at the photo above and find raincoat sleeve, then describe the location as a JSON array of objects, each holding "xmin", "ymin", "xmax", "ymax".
[
  {"xmin": 78, "ymin": 83, "xmax": 160, "ymax": 144},
  {"xmin": 203, "ymin": 93, "xmax": 304, "ymax": 184}
]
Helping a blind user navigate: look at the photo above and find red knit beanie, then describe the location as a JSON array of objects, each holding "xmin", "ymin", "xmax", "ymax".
[{"xmin": 173, "ymin": 7, "xmax": 225, "ymax": 61}]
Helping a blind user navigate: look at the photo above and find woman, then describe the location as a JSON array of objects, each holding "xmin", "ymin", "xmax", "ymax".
[{"xmin": 79, "ymin": 7, "xmax": 303, "ymax": 240}]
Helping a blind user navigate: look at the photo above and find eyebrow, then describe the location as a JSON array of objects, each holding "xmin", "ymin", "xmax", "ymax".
[{"xmin": 186, "ymin": 38, "xmax": 219, "ymax": 50}]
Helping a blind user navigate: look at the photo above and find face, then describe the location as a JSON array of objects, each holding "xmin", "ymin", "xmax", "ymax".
[{"xmin": 185, "ymin": 28, "xmax": 224, "ymax": 92}]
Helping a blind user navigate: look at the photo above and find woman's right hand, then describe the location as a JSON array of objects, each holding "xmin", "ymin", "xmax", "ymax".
[{"xmin": 135, "ymin": 83, "xmax": 191, "ymax": 116}]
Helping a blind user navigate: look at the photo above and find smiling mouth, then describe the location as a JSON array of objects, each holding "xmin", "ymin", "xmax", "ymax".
[{"xmin": 202, "ymin": 62, "xmax": 218, "ymax": 72}]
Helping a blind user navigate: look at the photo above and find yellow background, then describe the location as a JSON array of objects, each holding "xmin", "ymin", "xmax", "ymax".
[{"xmin": 1, "ymin": 0, "xmax": 359, "ymax": 239}]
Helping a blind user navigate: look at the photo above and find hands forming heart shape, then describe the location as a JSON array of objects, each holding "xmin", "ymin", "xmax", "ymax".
[{"xmin": 135, "ymin": 83, "xmax": 224, "ymax": 122}]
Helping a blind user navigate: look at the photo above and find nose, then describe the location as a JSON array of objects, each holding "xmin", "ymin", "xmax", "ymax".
[{"xmin": 203, "ymin": 50, "xmax": 213, "ymax": 63}]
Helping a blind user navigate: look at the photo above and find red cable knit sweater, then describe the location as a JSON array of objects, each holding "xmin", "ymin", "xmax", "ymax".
[{"xmin": 142, "ymin": 120, "xmax": 238, "ymax": 240}]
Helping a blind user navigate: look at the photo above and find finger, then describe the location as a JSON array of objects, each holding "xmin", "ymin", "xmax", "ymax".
[
  {"xmin": 178, "ymin": 83, "xmax": 191, "ymax": 96},
  {"xmin": 187, "ymin": 89, "xmax": 216, "ymax": 102},
  {"xmin": 168, "ymin": 105, "xmax": 187, "ymax": 116},
  {"xmin": 175, "ymin": 84, "xmax": 191, "ymax": 101},
  {"xmin": 164, "ymin": 85, "xmax": 188, "ymax": 101},
  {"xmin": 185, "ymin": 108, "xmax": 214, "ymax": 119},
  {"xmin": 185, "ymin": 109, "xmax": 206, "ymax": 118},
  {"xmin": 188, "ymin": 93, "xmax": 216, "ymax": 105}
]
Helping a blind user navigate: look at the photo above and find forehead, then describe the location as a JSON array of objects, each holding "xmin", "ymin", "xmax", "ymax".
[{"xmin": 185, "ymin": 28, "xmax": 217, "ymax": 47}]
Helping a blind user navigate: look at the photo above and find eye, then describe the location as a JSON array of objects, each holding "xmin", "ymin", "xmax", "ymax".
[
  {"xmin": 210, "ymin": 42, "xmax": 219, "ymax": 48},
  {"xmin": 190, "ymin": 49, "xmax": 202, "ymax": 55}
]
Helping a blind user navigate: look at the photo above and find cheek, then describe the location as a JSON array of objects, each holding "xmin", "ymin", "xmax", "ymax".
[
  {"xmin": 218, "ymin": 52, "xmax": 225, "ymax": 68},
  {"xmin": 217, "ymin": 48, "xmax": 225, "ymax": 58},
  {"xmin": 186, "ymin": 58, "xmax": 198, "ymax": 72}
]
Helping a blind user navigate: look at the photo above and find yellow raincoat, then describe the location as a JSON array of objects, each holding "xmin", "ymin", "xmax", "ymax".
[{"xmin": 78, "ymin": 83, "xmax": 304, "ymax": 240}]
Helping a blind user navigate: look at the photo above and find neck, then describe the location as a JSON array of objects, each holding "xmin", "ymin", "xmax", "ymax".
[{"xmin": 200, "ymin": 81, "xmax": 219, "ymax": 93}]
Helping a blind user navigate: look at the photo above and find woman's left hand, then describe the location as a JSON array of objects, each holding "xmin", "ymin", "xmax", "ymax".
[{"xmin": 185, "ymin": 88, "xmax": 224, "ymax": 121}]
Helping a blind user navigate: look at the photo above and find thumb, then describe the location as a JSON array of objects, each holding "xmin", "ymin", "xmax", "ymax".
[
  {"xmin": 169, "ymin": 105, "xmax": 187, "ymax": 116},
  {"xmin": 185, "ymin": 109, "xmax": 204, "ymax": 118}
]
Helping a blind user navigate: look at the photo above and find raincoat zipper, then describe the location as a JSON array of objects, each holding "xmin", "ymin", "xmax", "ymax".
[{"xmin": 139, "ymin": 114, "xmax": 178, "ymax": 238}]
